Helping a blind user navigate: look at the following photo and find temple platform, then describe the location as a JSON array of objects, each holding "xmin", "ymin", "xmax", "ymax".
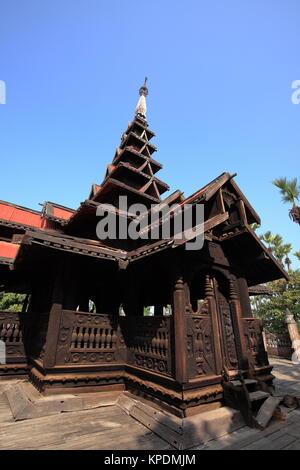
[{"xmin": 0, "ymin": 359, "xmax": 299, "ymax": 450}]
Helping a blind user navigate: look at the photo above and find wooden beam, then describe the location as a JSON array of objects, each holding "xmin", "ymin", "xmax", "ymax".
[
  {"xmin": 237, "ymin": 199, "xmax": 248, "ymax": 226},
  {"xmin": 173, "ymin": 212, "xmax": 229, "ymax": 247}
]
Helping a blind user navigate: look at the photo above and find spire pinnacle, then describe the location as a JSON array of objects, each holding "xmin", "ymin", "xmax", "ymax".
[{"xmin": 135, "ymin": 77, "xmax": 148, "ymax": 119}]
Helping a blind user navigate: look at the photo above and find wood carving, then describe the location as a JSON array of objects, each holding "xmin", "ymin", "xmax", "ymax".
[{"xmin": 0, "ymin": 83, "xmax": 284, "ymax": 416}]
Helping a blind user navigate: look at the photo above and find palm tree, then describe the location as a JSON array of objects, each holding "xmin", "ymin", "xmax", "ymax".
[
  {"xmin": 272, "ymin": 177, "xmax": 300, "ymax": 224},
  {"xmin": 274, "ymin": 243, "xmax": 292, "ymax": 269},
  {"xmin": 260, "ymin": 232, "xmax": 292, "ymax": 268},
  {"xmin": 260, "ymin": 231, "xmax": 277, "ymax": 253},
  {"xmin": 294, "ymin": 251, "xmax": 300, "ymax": 261}
]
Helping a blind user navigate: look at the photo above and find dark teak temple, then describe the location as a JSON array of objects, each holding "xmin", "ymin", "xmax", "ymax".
[{"xmin": 0, "ymin": 82, "xmax": 288, "ymax": 424}]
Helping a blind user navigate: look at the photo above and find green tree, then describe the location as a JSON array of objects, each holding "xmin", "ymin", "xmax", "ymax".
[
  {"xmin": 259, "ymin": 230, "xmax": 276, "ymax": 250},
  {"xmin": 0, "ymin": 292, "xmax": 26, "ymax": 312},
  {"xmin": 259, "ymin": 231, "xmax": 292, "ymax": 269},
  {"xmin": 252, "ymin": 269, "xmax": 300, "ymax": 333},
  {"xmin": 273, "ymin": 243, "xmax": 292, "ymax": 269},
  {"xmin": 294, "ymin": 251, "xmax": 300, "ymax": 261},
  {"xmin": 272, "ymin": 177, "xmax": 300, "ymax": 224}
]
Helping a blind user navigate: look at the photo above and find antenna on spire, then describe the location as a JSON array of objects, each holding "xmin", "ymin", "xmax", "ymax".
[{"xmin": 135, "ymin": 78, "xmax": 148, "ymax": 118}]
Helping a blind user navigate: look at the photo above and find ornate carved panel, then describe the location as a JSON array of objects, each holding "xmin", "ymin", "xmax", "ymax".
[
  {"xmin": 215, "ymin": 288, "xmax": 238, "ymax": 369},
  {"xmin": 186, "ymin": 315, "xmax": 216, "ymax": 378},
  {"xmin": 243, "ymin": 318, "xmax": 269, "ymax": 368}
]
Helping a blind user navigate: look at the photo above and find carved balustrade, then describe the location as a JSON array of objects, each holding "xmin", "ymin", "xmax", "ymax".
[
  {"xmin": 53, "ymin": 311, "xmax": 173, "ymax": 377},
  {"xmin": 55, "ymin": 310, "xmax": 126, "ymax": 365},
  {"xmin": 120, "ymin": 316, "xmax": 173, "ymax": 377},
  {"xmin": 0, "ymin": 311, "xmax": 27, "ymax": 364}
]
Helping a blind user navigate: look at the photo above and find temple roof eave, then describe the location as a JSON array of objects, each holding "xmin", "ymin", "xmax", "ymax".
[{"xmin": 9, "ymin": 231, "xmax": 127, "ymax": 271}]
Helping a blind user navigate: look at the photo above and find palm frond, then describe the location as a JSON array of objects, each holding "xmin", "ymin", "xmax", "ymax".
[
  {"xmin": 272, "ymin": 177, "xmax": 300, "ymax": 206},
  {"xmin": 294, "ymin": 251, "xmax": 300, "ymax": 261}
]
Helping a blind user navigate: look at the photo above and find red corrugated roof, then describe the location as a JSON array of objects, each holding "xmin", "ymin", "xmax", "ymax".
[
  {"xmin": 0, "ymin": 203, "xmax": 42, "ymax": 228},
  {"xmin": 0, "ymin": 241, "xmax": 20, "ymax": 259}
]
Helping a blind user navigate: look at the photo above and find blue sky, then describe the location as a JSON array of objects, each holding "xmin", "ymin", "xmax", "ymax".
[{"xmin": 1, "ymin": 0, "xmax": 299, "ymax": 266}]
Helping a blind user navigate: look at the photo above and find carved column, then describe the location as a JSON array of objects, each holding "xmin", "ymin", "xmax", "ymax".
[
  {"xmin": 173, "ymin": 275, "xmax": 188, "ymax": 383},
  {"xmin": 285, "ymin": 309, "xmax": 300, "ymax": 361},
  {"xmin": 205, "ymin": 275, "xmax": 223, "ymax": 375},
  {"xmin": 229, "ymin": 277, "xmax": 250, "ymax": 371}
]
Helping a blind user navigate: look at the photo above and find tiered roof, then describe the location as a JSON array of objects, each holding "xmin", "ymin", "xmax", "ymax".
[{"xmin": 91, "ymin": 116, "xmax": 169, "ymax": 205}]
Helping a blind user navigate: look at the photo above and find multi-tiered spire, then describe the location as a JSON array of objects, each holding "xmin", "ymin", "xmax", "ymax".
[{"xmin": 91, "ymin": 80, "xmax": 169, "ymax": 206}]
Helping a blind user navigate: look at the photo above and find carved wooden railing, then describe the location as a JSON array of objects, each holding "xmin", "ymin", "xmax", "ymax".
[
  {"xmin": 54, "ymin": 311, "xmax": 173, "ymax": 376},
  {"xmin": 55, "ymin": 310, "xmax": 126, "ymax": 365},
  {"xmin": 243, "ymin": 318, "xmax": 269, "ymax": 368},
  {"xmin": 264, "ymin": 330, "xmax": 292, "ymax": 359},
  {"xmin": 0, "ymin": 311, "xmax": 27, "ymax": 364},
  {"xmin": 120, "ymin": 316, "xmax": 173, "ymax": 377}
]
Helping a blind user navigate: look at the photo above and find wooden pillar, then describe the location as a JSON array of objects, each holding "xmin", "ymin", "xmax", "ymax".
[
  {"xmin": 205, "ymin": 275, "xmax": 223, "ymax": 375},
  {"xmin": 172, "ymin": 275, "xmax": 188, "ymax": 383},
  {"xmin": 229, "ymin": 277, "xmax": 250, "ymax": 371},
  {"xmin": 237, "ymin": 276, "xmax": 253, "ymax": 318},
  {"xmin": 43, "ymin": 263, "xmax": 65, "ymax": 369},
  {"xmin": 154, "ymin": 305, "xmax": 164, "ymax": 316},
  {"xmin": 123, "ymin": 267, "xmax": 143, "ymax": 316}
]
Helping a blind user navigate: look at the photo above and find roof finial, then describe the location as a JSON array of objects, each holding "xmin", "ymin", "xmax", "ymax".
[{"xmin": 135, "ymin": 78, "xmax": 148, "ymax": 119}]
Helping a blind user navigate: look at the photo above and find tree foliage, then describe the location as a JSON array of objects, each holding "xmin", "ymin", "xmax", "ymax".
[
  {"xmin": 251, "ymin": 270, "xmax": 300, "ymax": 333},
  {"xmin": 0, "ymin": 292, "xmax": 26, "ymax": 312},
  {"xmin": 272, "ymin": 177, "xmax": 300, "ymax": 224},
  {"xmin": 272, "ymin": 177, "xmax": 299, "ymax": 206},
  {"xmin": 259, "ymin": 231, "xmax": 292, "ymax": 269}
]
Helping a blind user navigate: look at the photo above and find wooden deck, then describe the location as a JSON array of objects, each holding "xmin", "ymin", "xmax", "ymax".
[
  {"xmin": 0, "ymin": 386, "xmax": 172, "ymax": 450},
  {"xmin": 0, "ymin": 358, "xmax": 300, "ymax": 450}
]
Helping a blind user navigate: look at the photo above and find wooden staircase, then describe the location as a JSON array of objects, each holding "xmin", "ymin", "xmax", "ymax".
[{"xmin": 223, "ymin": 372, "xmax": 272, "ymax": 428}]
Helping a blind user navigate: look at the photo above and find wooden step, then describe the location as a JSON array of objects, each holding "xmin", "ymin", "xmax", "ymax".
[
  {"xmin": 249, "ymin": 391, "xmax": 269, "ymax": 402},
  {"xmin": 231, "ymin": 379, "xmax": 257, "ymax": 387},
  {"xmin": 253, "ymin": 396, "xmax": 282, "ymax": 430}
]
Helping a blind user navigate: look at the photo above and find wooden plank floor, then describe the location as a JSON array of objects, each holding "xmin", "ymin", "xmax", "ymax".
[
  {"xmin": 1, "ymin": 358, "xmax": 300, "ymax": 450},
  {"xmin": 0, "ymin": 383, "xmax": 172, "ymax": 450}
]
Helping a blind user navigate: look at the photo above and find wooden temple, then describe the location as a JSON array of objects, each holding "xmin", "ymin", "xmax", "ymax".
[{"xmin": 0, "ymin": 81, "xmax": 288, "ymax": 421}]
